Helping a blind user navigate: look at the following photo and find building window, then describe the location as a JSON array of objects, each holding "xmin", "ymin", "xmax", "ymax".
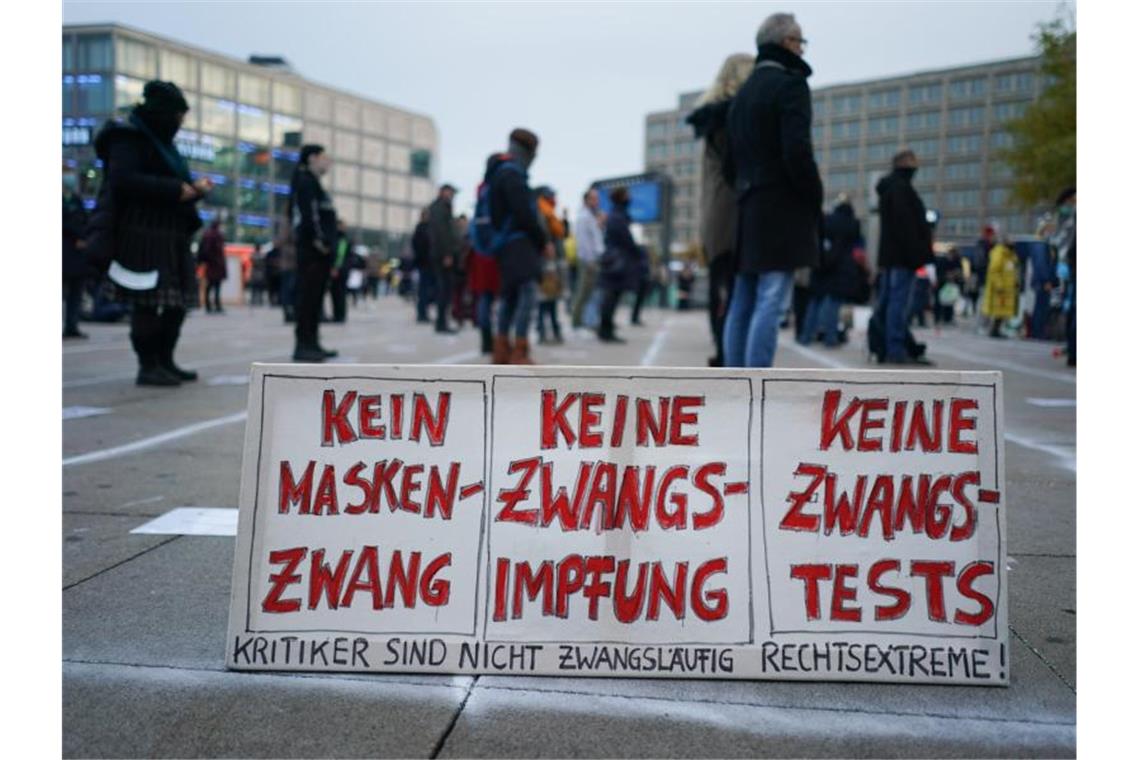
[
  {"xmin": 867, "ymin": 115, "xmax": 899, "ymax": 137},
  {"xmin": 387, "ymin": 174, "xmax": 410, "ymax": 202},
  {"xmin": 363, "ymin": 106, "xmax": 386, "ymax": 136},
  {"xmin": 993, "ymin": 101, "xmax": 1028, "ymax": 123},
  {"xmin": 987, "ymin": 187, "xmax": 1010, "ymax": 206},
  {"xmin": 304, "ymin": 89, "xmax": 332, "ymax": 122},
  {"xmin": 238, "ymin": 74, "xmax": 270, "ymax": 108},
  {"xmin": 201, "ymin": 62, "xmax": 236, "ymax": 98},
  {"xmin": 908, "ymin": 83, "xmax": 942, "ymax": 104},
  {"xmin": 866, "ymin": 141, "xmax": 899, "ymax": 165},
  {"xmin": 63, "ymin": 36, "xmax": 75, "ymax": 71},
  {"xmin": 386, "ymin": 143, "xmax": 410, "ymax": 174},
  {"xmin": 200, "ymin": 96, "xmax": 237, "ymax": 137},
  {"xmin": 829, "ymin": 145, "xmax": 859, "ymax": 165},
  {"xmin": 813, "ymin": 98, "xmax": 827, "ymax": 118},
  {"xmin": 833, "ymin": 119, "xmax": 861, "ymax": 141},
  {"xmin": 77, "ymin": 35, "xmax": 113, "ymax": 70},
  {"xmin": 833, "ymin": 93, "xmax": 863, "ymax": 114},
  {"xmin": 811, "ymin": 124, "xmax": 825, "ymax": 143},
  {"xmin": 412, "ymin": 120, "xmax": 434, "ymax": 149},
  {"xmin": 990, "ymin": 131, "xmax": 1014, "ymax": 150},
  {"xmin": 943, "ymin": 162, "xmax": 981, "ymax": 181},
  {"xmin": 867, "ymin": 88, "xmax": 900, "ymax": 110},
  {"xmin": 949, "ymin": 77, "xmax": 987, "ymax": 99},
  {"xmin": 361, "ymin": 169, "xmax": 385, "ymax": 198},
  {"xmin": 115, "ymin": 38, "xmax": 157, "ymax": 79},
  {"xmin": 273, "ymin": 82, "xmax": 301, "ymax": 115},
  {"xmin": 304, "ymin": 122, "xmax": 332, "ymax": 148},
  {"xmin": 946, "ymin": 133, "xmax": 982, "ymax": 155},
  {"xmin": 410, "ymin": 149, "xmax": 431, "ymax": 179},
  {"xmin": 271, "ymin": 113, "xmax": 302, "ymax": 147},
  {"xmin": 388, "ymin": 113, "xmax": 412, "ymax": 143},
  {"xmin": 334, "ymin": 130, "xmax": 361, "ymax": 162},
  {"xmin": 160, "ymin": 50, "xmax": 197, "ymax": 92},
  {"xmin": 114, "ymin": 75, "xmax": 146, "ymax": 111},
  {"xmin": 948, "ymin": 106, "xmax": 985, "ymax": 128},
  {"xmin": 361, "ymin": 137, "xmax": 385, "ymax": 167},
  {"xmin": 335, "ymin": 99, "xmax": 359, "ymax": 129},
  {"xmin": 945, "ymin": 189, "xmax": 980, "ymax": 209},
  {"xmin": 237, "ymin": 105, "xmax": 270, "ymax": 144},
  {"xmin": 332, "ymin": 164, "xmax": 359, "ymax": 193},
  {"xmin": 909, "ymin": 138, "xmax": 940, "ymax": 160},
  {"xmin": 73, "ymin": 74, "xmax": 112, "ymax": 114},
  {"xmin": 906, "ymin": 110, "xmax": 941, "ymax": 133}
]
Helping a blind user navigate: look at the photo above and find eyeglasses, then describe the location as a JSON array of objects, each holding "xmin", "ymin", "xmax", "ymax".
[{"xmin": 786, "ymin": 36, "xmax": 808, "ymax": 47}]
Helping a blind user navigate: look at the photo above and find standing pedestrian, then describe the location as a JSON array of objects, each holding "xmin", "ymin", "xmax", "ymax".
[
  {"xmin": 480, "ymin": 128, "xmax": 551, "ymax": 364},
  {"xmin": 89, "ymin": 80, "xmax": 212, "ymax": 386},
  {"xmin": 1051, "ymin": 187, "xmax": 1076, "ymax": 366},
  {"xmin": 429, "ymin": 183, "xmax": 460, "ymax": 334},
  {"xmin": 972, "ymin": 224, "xmax": 996, "ymax": 318},
  {"xmin": 799, "ymin": 196, "xmax": 862, "ymax": 347},
  {"xmin": 466, "ymin": 202, "xmax": 502, "ymax": 355},
  {"xmin": 723, "ymin": 12, "xmax": 822, "ymax": 367},
  {"xmin": 687, "ymin": 52, "xmax": 753, "ymax": 366},
  {"xmin": 570, "ymin": 188, "xmax": 605, "ymax": 329},
  {"xmin": 197, "ymin": 219, "xmax": 227, "ymax": 313},
  {"xmin": 597, "ymin": 186, "xmax": 640, "ymax": 344},
  {"xmin": 329, "ymin": 218, "xmax": 350, "ymax": 323},
  {"xmin": 875, "ymin": 149, "xmax": 934, "ymax": 364},
  {"xmin": 62, "ymin": 169, "xmax": 90, "ymax": 339},
  {"xmin": 289, "ymin": 143, "xmax": 338, "ymax": 362},
  {"xmin": 981, "ymin": 231, "xmax": 1019, "ymax": 339},
  {"xmin": 411, "ymin": 208, "xmax": 433, "ymax": 323},
  {"xmin": 535, "ymin": 187, "xmax": 566, "ymax": 344},
  {"xmin": 272, "ymin": 213, "xmax": 296, "ymax": 322}
]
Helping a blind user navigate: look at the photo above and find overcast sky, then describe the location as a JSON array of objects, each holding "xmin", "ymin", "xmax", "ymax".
[{"xmin": 63, "ymin": 0, "xmax": 1065, "ymax": 215}]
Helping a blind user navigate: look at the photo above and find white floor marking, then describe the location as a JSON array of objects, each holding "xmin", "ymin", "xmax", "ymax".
[
  {"xmin": 131, "ymin": 507, "xmax": 238, "ymax": 537},
  {"xmin": 63, "ymin": 406, "xmax": 113, "ymax": 421},
  {"xmin": 779, "ymin": 338, "xmax": 848, "ymax": 369},
  {"xmin": 63, "ymin": 411, "xmax": 249, "ymax": 468},
  {"xmin": 1026, "ymin": 397, "xmax": 1077, "ymax": 408},
  {"xmin": 206, "ymin": 374, "xmax": 251, "ymax": 386},
  {"xmin": 640, "ymin": 319, "xmax": 673, "ymax": 366},
  {"xmin": 118, "ymin": 495, "xmax": 166, "ymax": 509},
  {"xmin": 927, "ymin": 344, "xmax": 1075, "ymax": 385}
]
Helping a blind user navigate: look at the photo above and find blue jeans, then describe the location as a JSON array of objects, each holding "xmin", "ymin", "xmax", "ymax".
[
  {"xmin": 798, "ymin": 293, "xmax": 841, "ymax": 347},
  {"xmin": 722, "ymin": 271, "xmax": 795, "ymax": 367},
  {"xmin": 497, "ymin": 280, "xmax": 536, "ymax": 339},
  {"xmin": 878, "ymin": 268, "xmax": 915, "ymax": 361}
]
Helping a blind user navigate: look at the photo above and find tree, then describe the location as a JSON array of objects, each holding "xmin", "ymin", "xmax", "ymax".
[{"xmin": 995, "ymin": 12, "xmax": 1076, "ymax": 208}]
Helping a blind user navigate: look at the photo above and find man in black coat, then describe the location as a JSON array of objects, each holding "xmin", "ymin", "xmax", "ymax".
[
  {"xmin": 724, "ymin": 12, "xmax": 823, "ymax": 367},
  {"xmin": 428, "ymin": 183, "xmax": 460, "ymax": 333},
  {"xmin": 62, "ymin": 171, "xmax": 90, "ymax": 339},
  {"xmin": 411, "ymin": 209, "xmax": 433, "ymax": 323},
  {"xmin": 289, "ymin": 144, "xmax": 339, "ymax": 362},
  {"xmin": 875, "ymin": 149, "xmax": 934, "ymax": 364}
]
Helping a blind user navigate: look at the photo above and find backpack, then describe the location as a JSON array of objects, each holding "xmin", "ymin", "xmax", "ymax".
[{"xmin": 469, "ymin": 160, "xmax": 525, "ymax": 256}]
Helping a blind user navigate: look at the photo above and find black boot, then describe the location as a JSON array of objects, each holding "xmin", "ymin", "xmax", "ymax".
[
  {"xmin": 132, "ymin": 334, "xmax": 181, "ymax": 387},
  {"xmin": 159, "ymin": 308, "xmax": 198, "ymax": 381},
  {"xmin": 480, "ymin": 326, "xmax": 493, "ymax": 355},
  {"xmin": 293, "ymin": 342, "xmax": 327, "ymax": 362}
]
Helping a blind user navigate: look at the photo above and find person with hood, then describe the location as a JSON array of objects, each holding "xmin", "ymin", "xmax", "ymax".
[
  {"xmin": 875, "ymin": 149, "xmax": 934, "ymax": 364},
  {"xmin": 723, "ymin": 13, "xmax": 823, "ymax": 367},
  {"xmin": 687, "ymin": 52, "xmax": 754, "ymax": 366},
  {"xmin": 88, "ymin": 80, "xmax": 212, "ymax": 386},
  {"xmin": 484, "ymin": 127, "xmax": 552, "ymax": 364},
  {"xmin": 197, "ymin": 219, "xmax": 227, "ymax": 313},
  {"xmin": 288, "ymin": 143, "xmax": 338, "ymax": 362},
  {"xmin": 981, "ymin": 229, "xmax": 1019, "ymax": 339},
  {"xmin": 62, "ymin": 168, "xmax": 90, "ymax": 339},
  {"xmin": 428, "ymin": 183, "xmax": 460, "ymax": 333},
  {"xmin": 597, "ymin": 186, "xmax": 641, "ymax": 343},
  {"xmin": 799, "ymin": 195, "xmax": 862, "ymax": 347}
]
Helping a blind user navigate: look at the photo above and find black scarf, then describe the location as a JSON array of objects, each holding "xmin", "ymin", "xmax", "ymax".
[{"xmin": 129, "ymin": 109, "xmax": 192, "ymax": 183}]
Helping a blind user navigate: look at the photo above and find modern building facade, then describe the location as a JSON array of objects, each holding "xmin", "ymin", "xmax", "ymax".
[
  {"xmin": 643, "ymin": 90, "xmax": 703, "ymax": 256},
  {"xmin": 62, "ymin": 23, "xmax": 439, "ymax": 252},
  {"xmin": 644, "ymin": 54, "xmax": 1047, "ymax": 253}
]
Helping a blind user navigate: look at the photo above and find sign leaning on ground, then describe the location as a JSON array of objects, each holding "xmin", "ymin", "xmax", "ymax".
[{"xmin": 226, "ymin": 364, "xmax": 1008, "ymax": 685}]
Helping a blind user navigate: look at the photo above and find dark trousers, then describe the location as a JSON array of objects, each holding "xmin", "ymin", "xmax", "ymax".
[
  {"xmin": 599, "ymin": 287, "xmax": 624, "ymax": 338},
  {"xmin": 206, "ymin": 280, "xmax": 223, "ymax": 312},
  {"xmin": 631, "ymin": 280, "xmax": 649, "ymax": 324},
  {"xmin": 708, "ymin": 255, "xmax": 734, "ymax": 366},
  {"xmin": 295, "ymin": 254, "xmax": 331, "ymax": 349},
  {"xmin": 280, "ymin": 269, "xmax": 296, "ymax": 320},
  {"xmin": 63, "ymin": 275, "xmax": 85, "ymax": 334},
  {"xmin": 434, "ymin": 267, "xmax": 453, "ymax": 330},
  {"xmin": 537, "ymin": 300, "xmax": 562, "ymax": 342},
  {"xmin": 131, "ymin": 305, "xmax": 186, "ymax": 369},
  {"xmin": 416, "ymin": 268, "xmax": 435, "ymax": 321},
  {"xmin": 1066, "ymin": 285, "xmax": 1076, "ymax": 365},
  {"xmin": 330, "ymin": 270, "xmax": 348, "ymax": 322},
  {"xmin": 1031, "ymin": 284, "xmax": 1052, "ymax": 339}
]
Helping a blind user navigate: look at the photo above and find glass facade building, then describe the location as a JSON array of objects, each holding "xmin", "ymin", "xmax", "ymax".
[
  {"xmin": 62, "ymin": 23, "xmax": 438, "ymax": 252},
  {"xmin": 644, "ymin": 55, "xmax": 1046, "ymax": 251}
]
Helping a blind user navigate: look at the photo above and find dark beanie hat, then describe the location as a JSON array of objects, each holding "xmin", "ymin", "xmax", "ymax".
[
  {"xmin": 509, "ymin": 127, "xmax": 539, "ymax": 152},
  {"xmin": 1055, "ymin": 186, "xmax": 1076, "ymax": 206},
  {"xmin": 141, "ymin": 80, "xmax": 190, "ymax": 113},
  {"xmin": 299, "ymin": 144, "xmax": 326, "ymax": 165}
]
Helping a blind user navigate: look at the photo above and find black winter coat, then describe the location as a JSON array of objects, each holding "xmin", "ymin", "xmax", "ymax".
[
  {"xmin": 63, "ymin": 193, "xmax": 89, "ymax": 278},
  {"xmin": 811, "ymin": 203, "xmax": 862, "ymax": 300},
  {"xmin": 876, "ymin": 169, "xmax": 933, "ymax": 270},
  {"xmin": 289, "ymin": 165, "xmax": 337, "ymax": 259},
  {"xmin": 411, "ymin": 221, "xmax": 432, "ymax": 270},
  {"xmin": 90, "ymin": 118, "xmax": 203, "ymax": 306},
  {"xmin": 486, "ymin": 153, "xmax": 546, "ymax": 288},
  {"xmin": 599, "ymin": 206, "xmax": 641, "ymax": 292},
  {"xmin": 728, "ymin": 43, "xmax": 823, "ymax": 273}
]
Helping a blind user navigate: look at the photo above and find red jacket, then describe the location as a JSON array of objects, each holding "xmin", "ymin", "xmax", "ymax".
[{"xmin": 197, "ymin": 225, "xmax": 227, "ymax": 281}]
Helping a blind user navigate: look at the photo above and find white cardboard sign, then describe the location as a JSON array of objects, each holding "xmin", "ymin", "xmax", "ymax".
[{"xmin": 226, "ymin": 364, "xmax": 1008, "ymax": 685}]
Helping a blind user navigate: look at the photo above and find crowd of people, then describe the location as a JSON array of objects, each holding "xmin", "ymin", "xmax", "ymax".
[{"xmin": 64, "ymin": 14, "xmax": 1077, "ymax": 381}]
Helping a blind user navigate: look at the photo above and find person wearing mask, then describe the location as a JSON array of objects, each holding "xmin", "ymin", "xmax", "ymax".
[
  {"xmin": 799, "ymin": 196, "xmax": 862, "ymax": 348},
  {"xmin": 197, "ymin": 219, "xmax": 227, "ymax": 314},
  {"xmin": 428, "ymin": 183, "xmax": 460, "ymax": 334},
  {"xmin": 875, "ymin": 149, "xmax": 934, "ymax": 364},
  {"xmin": 62, "ymin": 169, "xmax": 90, "ymax": 339},
  {"xmin": 982, "ymin": 230, "xmax": 1019, "ymax": 339},
  {"xmin": 411, "ymin": 208, "xmax": 433, "ymax": 323},
  {"xmin": 329, "ymin": 218, "xmax": 350, "ymax": 323},
  {"xmin": 597, "ymin": 186, "xmax": 641, "ymax": 343},
  {"xmin": 687, "ymin": 52, "xmax": 753, "ymax": 365},
  {"xmin": 289, "ymin": 144, "xmax": 338, "ymax": 362},
  {"xmin": 570, "ymin": 188, "xmax": 605, "ymax": 330},
  {"xmin": 485, "ymin": 128, "xmax": 552, "ymax": 364},
  {"xmin": 1051, "ymin": 187, "xmax": 1076, "ymax": 366},
  {"xmin": 88, "ymin": 80, "xmax": 212, "ymax": 386},
  {"xmin": 724, "ymin": 12, "xmax": 822, "ymax": 367}
]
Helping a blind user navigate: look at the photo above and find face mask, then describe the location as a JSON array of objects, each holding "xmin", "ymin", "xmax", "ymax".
[
  {"xmin": 1058, "ymin": 204, "xmax": 1074, "ymax": 218},
  {"xmin": 898, "ymin": 167, "xmax": 918, "ymax": 181}
]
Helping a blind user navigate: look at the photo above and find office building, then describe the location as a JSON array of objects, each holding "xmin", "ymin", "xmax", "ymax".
[
  {"xmin": 643, "ymin": 89, "xmax": 703, "ymax": 257},
  {"xmin": 645, "ymin": 54, "xmax": 1047, "ymax": 252},
  {"xmin": 62, "ymin": 23, "xmax": 439, "ymax": 251}
]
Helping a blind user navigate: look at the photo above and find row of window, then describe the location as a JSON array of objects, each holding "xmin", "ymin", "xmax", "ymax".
[
  {"xmin": 814, "ymin": 70, "xmax": 1036, "ymax": 116},
  {"xmin": 822, "ymin": 172, "xmax": 1013, "ymax": 208},
  {"xmin": 646, "ymin": 141, "xmax": 700, "ymax": 160},
  {"xmin": 820, "ymin": 100, "xmax": 1029, "ymax": 142}
]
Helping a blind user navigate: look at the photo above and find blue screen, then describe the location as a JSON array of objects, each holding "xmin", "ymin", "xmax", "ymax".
[{"xmin": 594, "ymin": 180, "xmax": 663, "ymax": 223}]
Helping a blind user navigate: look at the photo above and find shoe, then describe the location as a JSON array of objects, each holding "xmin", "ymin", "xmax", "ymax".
[
  {"xmin": 136, "ymin": 366, "xmax": 182, "ymax": 387},
  {"xmin": 491, "ymin": 335, "xmax": 511, "ymax": 364},
  {"xmin": 882, "ymin": 355, "xmax": 935, "ymax": 366},
  {"xmin": 293, "ymin": 346, "xmax": 327, "ymax": 362},
  {"xmin": 317, "ymin": 346, "xmax": 339, "ymax": 358},
  {"xmin": 435, "ymin": 326, "xmax": 458, "ymax": 335},
  {"xmin": 598, "ymin": 333, "xmax": 626, "ymax": 344},
  {"xmin": 63, "ymin": 329, "xmax": 88, "ymax": 339},
  {"xmin": 510, "ymin": 337, "xmax": 536, "ymax": 365},
  {"xmin": 162, "ymin": 360, "xmax": 198, "ymax": 382},
  {"xmin": 480, "ymin": 327, "xmax": 493, "ymax": 355}
]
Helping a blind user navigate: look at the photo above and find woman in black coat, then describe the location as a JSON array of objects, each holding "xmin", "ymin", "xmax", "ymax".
[
  {"xmin": 90, "ymin": 81, "xmax": 213, "ymax": 386},
  {"xmin": 597, "ymin": 187, "xmax": 640, "ymax": 343}
]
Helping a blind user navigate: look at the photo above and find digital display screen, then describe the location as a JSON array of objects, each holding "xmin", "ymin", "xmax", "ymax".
[{"xmin": 594, "ymin": 180, "xmax": 663, "ymax": 223}]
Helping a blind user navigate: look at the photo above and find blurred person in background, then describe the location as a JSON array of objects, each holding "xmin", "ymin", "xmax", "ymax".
[
  {"xmin": 571, "ymin": 188, "xmax": 604, "ymax": 330},
  {"xmin": 429, "ymin": 183, "xmax": 461, "ymax": 334},
  {"xmin": 288, "ymin": 143, "xmax": 338, "ymax": 362},
  {"xmin": 197, "ymin": 218, "xmax": 226, "ymax": 314},
  {"xmin": 597, "ymin": 186, "xmax": 641, "ymax": 344},
  {"xmin": 981, "ymin": 228, "xmax": 1019, "ymax": 339},
  {"xmin": 62, "ymin": 168, "xmax": 90, "ymax": 339},
  {"xmin": 799, "ymin": 195, "xmax": 861, "ymax": 348},
  {"xmin": 328, "ymin": 218, "xmax": 350, "ymax": 323},
  {"xmin": 1051, "ymin": 187, "xmax": 1076, "ymax": 365},
  {"xmin": 411, "ymin": 207, "xmax": 433, "ymax": 323}
]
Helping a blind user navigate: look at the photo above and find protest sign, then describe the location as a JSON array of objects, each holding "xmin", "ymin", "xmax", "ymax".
[{"xmin": 227, "ymin": 364, "xmax": 1007, "ymax": 685}]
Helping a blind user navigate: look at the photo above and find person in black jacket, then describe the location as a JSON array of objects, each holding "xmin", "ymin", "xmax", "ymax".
[
  {"xmin": 597, "ymin": 187, "xmax": 641, "ymax": 343},
  {"xmin": 875, "ymin": 149, "xmax": 934, "ymax": 365},
  {"xmin": 411, "ymin": 208, "xmax": 433, "ymax": 323},
  {"xmin": 89, "ymin": 80, "xmax": 213, "ymax": 386},
  {"xmin": 62, "ymin": 170, "xmax": 90, "ymax": 339},
  {"xmin": 288, "ymin": 144, "xmax": 338, "ymax": 362},
  {"xmin": 799, "ymin": 197, "xmax": 862, "ymax": 347},
  {"xmin": 486, "ymin": 127, "xmax": 551, "ymax": 364},
  {"xmin": 723, "ymin": 12, "xmax": 823, "ymax": 367},
  {"xmin": 428, "ymin": 183, "xmax": 460, "ymax": 334}
]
